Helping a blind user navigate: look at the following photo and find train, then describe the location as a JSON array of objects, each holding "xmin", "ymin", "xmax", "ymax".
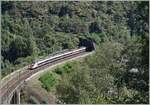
[
  {"xmin": 28, "ymin": 41, "xmax": 95, "ymax": 70},
  {"xmin": 28, "ymin": 47, "xmax": 86, "ymax": 70}
]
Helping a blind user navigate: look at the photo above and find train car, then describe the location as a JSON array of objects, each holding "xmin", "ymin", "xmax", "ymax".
[{"xmin": 28, "ymin": 47, "xmax": 86, "ymax": 70}]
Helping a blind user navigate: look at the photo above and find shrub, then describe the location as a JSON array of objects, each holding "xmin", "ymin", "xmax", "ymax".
[
  {"xmin": 39, "ymin": 72, "xmax": 57, "ymax": 91},
  {"xmin": 54, "ymin": 63, "xmax": 73, "ymax": 75}
]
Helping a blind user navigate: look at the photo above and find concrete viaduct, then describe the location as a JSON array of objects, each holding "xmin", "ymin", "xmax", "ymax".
[{"xmin": 0, "ymin": 51, "xmax": 93, "ymax": 104}]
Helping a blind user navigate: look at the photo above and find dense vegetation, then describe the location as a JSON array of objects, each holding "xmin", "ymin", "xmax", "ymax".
[
  {"xmin": 1, "ymin": 1, "xmax": 149, "ymax": 104},
  {"xmin": 39, "ymin": 72, "xmax": 57, "ymax": 91},
  {"xmin": 39, "ymin": 63, "xmax": 75, "ymax": 92},
  {"xmin": 56, "ymin": 42, "xmax": 149, "ymax": 104}
]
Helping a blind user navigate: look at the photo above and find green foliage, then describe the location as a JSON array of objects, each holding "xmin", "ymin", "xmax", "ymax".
[
  {"xmin": 89, "ymin": 18, "xmax": 102, "ymax": 33},
  {"xmin": 56, "ymin": 40, "xmax": 149, "ymax": 104},
  {"xmin": 56, "ymin": 16, "xmax": 89, "ymax": 34},
  {"xmin": 8, "ymin": 36, "xmax": 35, "ymax": 61},
  {"xmin": 54, "ymin": 63, "xmax": 73, "ymax": 75},
  {"xmin": 39, "ymin": 72, "xmax": 57, "ymax": 91},
  {"xmin": 56, "ymin": 42, "xmax": 121, "ymax": 104},
  {"xmin": 1, "ymin": 1, "xmax": 149, "ymax": 104}
]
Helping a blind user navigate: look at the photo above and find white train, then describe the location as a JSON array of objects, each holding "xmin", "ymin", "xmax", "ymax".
[{"xmin": 28, "ymin": 47, "xmax": 86, "ymax": 70}]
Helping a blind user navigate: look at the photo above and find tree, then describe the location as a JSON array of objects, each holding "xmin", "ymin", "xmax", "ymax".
[
  {"xmin": 8, "ymin": 35, "xmax": 36, "ymax": 62},
  {"xmin": 89, "ymin": 19, "xmax": 102, "ymax": 33},
  {"xmin": 56, "ymin": 41, "xmax": 125, "ymax": 104}
]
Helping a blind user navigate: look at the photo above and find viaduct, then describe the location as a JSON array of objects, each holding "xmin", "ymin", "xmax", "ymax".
[{"xmin": 0, "ymin": 51, "xmax": 93, "ymax": 104}]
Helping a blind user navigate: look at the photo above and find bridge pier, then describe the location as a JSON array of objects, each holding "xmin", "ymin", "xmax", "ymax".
[
  {"xmin": 1, "ymin": 51, "xmax": 93, "ymax": 104},
  {"xmin": 1, "ymin": 81, "xmax": 26, "ymax": 104},
  {"xmin": 18, "ymin": 90, "xmax": 20, "ymax": 104},
  {"xmin": 9, "ymin": 89, "xmax": 20, "ymax": 104}
]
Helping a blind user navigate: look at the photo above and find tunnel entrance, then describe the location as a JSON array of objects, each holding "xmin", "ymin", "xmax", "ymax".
[{"xmin": 79, "ymin": 38, "xmax": 95, "ymax": 51}]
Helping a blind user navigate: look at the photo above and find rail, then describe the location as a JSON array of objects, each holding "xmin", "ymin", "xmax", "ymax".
[
  {"xmin": 0, "ymin": 48, "xmax": 92, "ymax": 104},
  {"xmin": 32, "ymin": 49, "xmax": 70, "ymax": 63}
]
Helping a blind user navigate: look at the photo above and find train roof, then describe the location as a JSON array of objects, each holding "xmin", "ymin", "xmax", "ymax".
[{"xmin": 36, "ymin": 47, "xmax": 86, "ymax": 64}]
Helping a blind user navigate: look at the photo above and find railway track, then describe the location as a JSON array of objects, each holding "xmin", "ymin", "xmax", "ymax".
[{"xmin": 0, "ymin": 50, "xmax": 89, "ymax": 103}]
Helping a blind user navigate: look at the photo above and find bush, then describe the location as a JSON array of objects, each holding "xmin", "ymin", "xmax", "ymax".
[
  {"xmin": 54, "ymin": 63, "xmax": 73, "ymax": 75},
  {"xmin": 39, "ymin": 72, "xmax": 57, "ymax": 91},
  {"xmin": 55, "ymin": 67, "xmax": 63, "ymax": 75}
]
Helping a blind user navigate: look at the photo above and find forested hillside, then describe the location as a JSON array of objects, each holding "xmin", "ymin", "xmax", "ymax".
[{"xmin": 1, "ymin": 1, "xmax": 149, "ymax": 104}]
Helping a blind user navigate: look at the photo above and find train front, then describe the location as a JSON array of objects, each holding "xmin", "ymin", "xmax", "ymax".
[{"xmin": 28, "ymin": 63, "xmax": 38, "ymax": 70}]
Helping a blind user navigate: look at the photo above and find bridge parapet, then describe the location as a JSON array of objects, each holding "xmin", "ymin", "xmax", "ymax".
[
  {"xmin": 1, "ymin": 80, "xmax": 25, "ymax": 104},
  {"xmin": 1, "ymin": 66, "xmax": 28, "ymax": 88},
  {"xmin": 0, "ymin": 50, "xmax": 94, "ymax": 104}
]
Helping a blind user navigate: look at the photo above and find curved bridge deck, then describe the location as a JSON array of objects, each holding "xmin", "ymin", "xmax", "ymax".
[{"xmin": 0, "ymin": 51, "xmax": 93, "ymax": 104}]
